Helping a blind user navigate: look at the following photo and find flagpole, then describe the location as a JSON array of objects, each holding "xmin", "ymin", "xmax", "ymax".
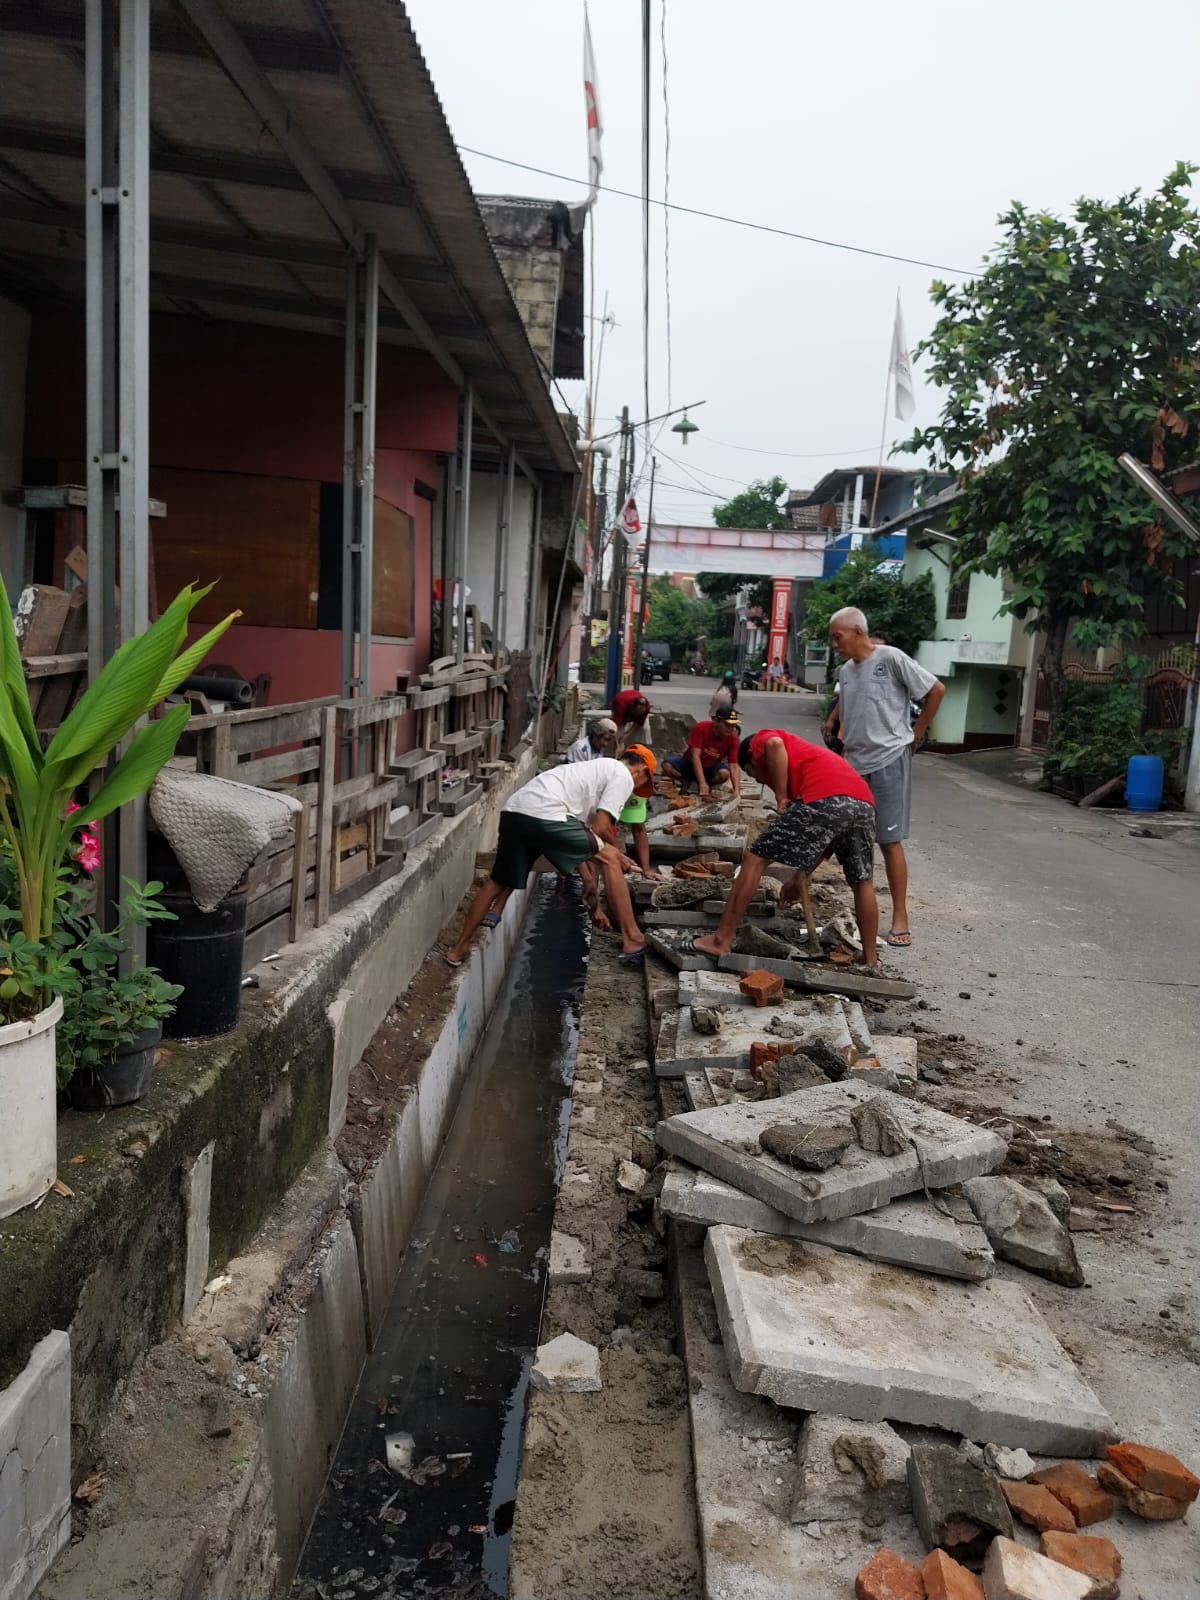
[
  {"xmin": 868, "ymin": 362, "xmax": 891, "ymax": 530},
  {"xmin": 631, "ymin": 457, "xmax": 656, "ymax": 671}
]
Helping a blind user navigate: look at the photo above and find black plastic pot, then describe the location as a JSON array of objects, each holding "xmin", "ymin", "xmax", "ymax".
[
  {"xmin": 67, "ymin": 1024, "xmax": 161, "ymax": 1109},
  {"xmin": 148, "ymin": 882, "xmax": 248, "ymax": 1040}
]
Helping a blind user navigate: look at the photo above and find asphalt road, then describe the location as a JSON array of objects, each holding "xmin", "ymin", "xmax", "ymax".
[{"xmin": 594, "ymin": 676, "xmax": 1200, "ymax": 1585}]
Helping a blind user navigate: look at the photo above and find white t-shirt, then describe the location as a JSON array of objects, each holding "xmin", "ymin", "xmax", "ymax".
[
  {"xmin": 504, "ymin": 757, "xmax": 634, "ymax": 825},
  {"xmin": 563, "ymin": 734, "xmax": 603, "ymax": 763}
]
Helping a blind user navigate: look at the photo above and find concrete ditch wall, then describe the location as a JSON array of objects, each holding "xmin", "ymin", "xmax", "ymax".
[{"xmin": 0, "ymin": 748, "xmax": 538, "ymax": 1600}]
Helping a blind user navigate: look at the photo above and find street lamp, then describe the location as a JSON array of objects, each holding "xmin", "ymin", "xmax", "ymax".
[{"xmin": 671, "ymin": 412, "xmax": 700, "ymax": 447}]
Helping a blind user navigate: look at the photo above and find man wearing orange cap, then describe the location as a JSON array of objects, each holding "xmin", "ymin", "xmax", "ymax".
[{"xmin": 445, "ymin": 748, "xmax": 652, "ymax": 967}]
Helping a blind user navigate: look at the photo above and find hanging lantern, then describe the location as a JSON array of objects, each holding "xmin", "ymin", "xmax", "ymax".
[{"xmin": 671, "ymin": 412, "xmax": 699, "ymax": 447}]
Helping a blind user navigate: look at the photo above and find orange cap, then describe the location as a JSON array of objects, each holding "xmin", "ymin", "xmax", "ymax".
[{"xmin": 623, "ymin": 742, "xmax": 657, "ymax": 796}]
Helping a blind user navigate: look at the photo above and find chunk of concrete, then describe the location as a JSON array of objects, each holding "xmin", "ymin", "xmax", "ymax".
[
  {"xmin": 657, "ymin": 1082, "xmax": 1007, "ymax": 1224},
  {"xmin": 982, "ymin": 1536, "xmax": 1091, "ymax": 1600},
  {"xmin": 792, "ymin": 1413, "xmax": 910, "ymax": 1523},
  {"xmin": 761, "ymin": 1120, "xmax": 855, "ymax": 1170},
  {"xmin": 962, "ymin": 1176, "xmax": 1084, "ymax": 1288},
  {"xmin": 616, "ymin": 1159, "xmax": 648, "ymax": 1194},
  {"xmin": 0, "ymin": 1330, "xmax": 71, "ymax": 1600},
  {"xmin": 660, "ymin": 1167, "xmax": 995, "ymax": 1281},
  {"xmin": 908, "ymin": 1442, "xmax": 1014, "ymax": 1563},
  {"xmin": 984, "ymin": 1444, "xmax": 1038, "ymax": 1481},
  {"xmin": 655, "ymin": 995, "xmax": 854, "ymax": 1078},
  {"xmin": 704, "ymin": 1225, "xmax": 1116, "ymax": 1454},
  {"xmin": 871, "ymin": 1035, "xmax": 919, "ymax": 1084},
  {"xmin": 180, "ymin": 1141, "xmax": 215, "ymax": 1323},
  {"xmin": 548, "ymin": 1231, "xmax": 591, "ymax": 1287},
  {"xmin": 851, "ymin": 1097, "xmax": 909, "ymax": 1155},
  {"xmin": 531, "ymin": 1332, "xmax": 602, "ymax": 1394}
]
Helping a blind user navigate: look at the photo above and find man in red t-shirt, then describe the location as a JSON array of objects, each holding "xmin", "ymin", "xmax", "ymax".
[
  {"xmin": 691, "ymin": 729, "xmax": 879, "ymax": 967},
  {"xmin": 609, "ymin": 688, "xmax": 652, "ymax": 752},
  {"xmin": 662, "ymin": 707, "xmax": 741, "ymax": 797}
]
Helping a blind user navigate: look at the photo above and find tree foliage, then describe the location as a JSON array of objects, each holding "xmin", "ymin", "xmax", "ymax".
[
  {"xmin": 644, "ymin": 577, "xmax": 714, "ymax": 659},
  {"xmin": 802, "ymin": 549, "xmax": 937, "ymax": 661},
  {"xmin": 900, "ymin": 163, "xmax": 1200, "ymax": 715},
  {"xmin": 711, "ymin": 476, "xmax": 788, "ymax": 531}
]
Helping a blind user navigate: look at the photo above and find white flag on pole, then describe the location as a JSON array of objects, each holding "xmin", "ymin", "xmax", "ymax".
[
  {"xmin": 583, "ymin": 8, "xmax": 603, "ymax": 210},
  {"xmin": 615, "ymin": 495, "xmax": 641, "ymax": 550},
  {"xmin": 890, "ymin": 292, "xmax": 916, "ymax": 423}
]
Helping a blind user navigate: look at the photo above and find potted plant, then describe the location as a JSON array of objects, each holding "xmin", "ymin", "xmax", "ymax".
[
  {"xmin": 54, "ymin": 879, "xmax": 183, "ymax": 1108},
  {"xmin": 0, "ymin": 580, "xmax": 236, "ymax": 1217}
]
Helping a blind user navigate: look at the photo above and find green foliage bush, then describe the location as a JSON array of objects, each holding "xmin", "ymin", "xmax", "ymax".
[
  {"xmin": 802, "ymin": 549, "xmax": 937, "ymax": 661},
  {"xmin": 1049, "ymin": 671, "xmax": 1173, "ymax": 780}
]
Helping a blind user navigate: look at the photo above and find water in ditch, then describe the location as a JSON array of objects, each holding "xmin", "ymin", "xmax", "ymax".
[{"xmin": 296, "ymin": 875, "xmax": 588, "ymax": 1599}]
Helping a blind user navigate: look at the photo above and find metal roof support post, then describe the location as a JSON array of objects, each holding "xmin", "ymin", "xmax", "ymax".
[
  {"xmin": 340, "ymin": 250, "xmax": 360, "ymax": 699},
  {"xmin": 492, "ymin": 445, "xmax": 514, "ymax": 653},
  {"xmin": 86, "ymin": 0, "xmax": 150, "ymax": 953},
  {"xmin": 453, "ymin": 384, "xmax": 473, "ymax": 666},
  {"xmin": 358, "ymin": 235, "xmax": 378, "ymax": 698}
]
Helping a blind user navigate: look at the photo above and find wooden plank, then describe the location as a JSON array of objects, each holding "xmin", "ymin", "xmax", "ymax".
[
  {"xmin": 209, "ymin": 722, "xmax": 235, "ymax": 780},
  {"xmin": 314, "ymin": 705, "xmax": 337, "ymax": 926},
  {"xmin": 243, "ymin": 901, "xmax": 315, "ymax": 975},
  {"xmin": 289, "ymin": 802, "xmax": 308, "ymax": 943},
  {"xmin": 329, "ymin": 851, "xmax": 402, "ymax": 916},
  {"xmin": 333, "ymin": 778, "xmax": 400, "ymax": 825},
  {"xmin": 21, "ymin": 652, "xmax": 88, "ymax": 679},
  {"xmin": 185, "ymin": 696, "xmax": 338, "ymax": 735},
  {"xmin": 14, "ymin": 485, "xmax": 167, "ymax": 517},
  {"xmin": 335, "ymin": 847, "xmax": 370, "ymax": 891},
  {"xmin": 228, "ymin": 709, "xmax": 329, "ymax": 755},
  {"xmin": 436, "ymin": 730, "xmax": 484, "ymax": 755},
  {"xmin": 386, "ymin": 813, "xmax": 441, "ymax": 850},
  {"xmin": 390, "ymin": 748, "xmax": 444, "ymax": 782},
  {"xmin": 336, "ymin": 695, "xmax": 408, "ymax": 730},
  {"xmin": 336, "ymin": 822, "xmax": 370, "ymax": 854},
  {"xmin": 236, "ymin": 745, "xmax": 321, "ymax": 787},
  {"xmin": 406, "ymin": 685, "xmax": 452, "ymax": 709},
  {"xmin": 247, "ymin": 868, "xmax": 316, "ymax": 931},
  {"xmin": 15, "ymin": 586, "xmax": 71, "ymax": 656}
]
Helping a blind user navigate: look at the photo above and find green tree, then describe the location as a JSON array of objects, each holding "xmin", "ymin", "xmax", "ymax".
[
  {"xmin": 712, "ymin": 476, "xmax": 788, "ymax": 531},
  {"xmin": 644, "ymin": 576, "xmax": 714, "ymax": 659},
  {"xmin": 802, "ymin": 549, "xmax": 937, "ymax": 661},
  {"xmin": 900, "ymin": 163, "xmax": 1200, "ymax": 725}
]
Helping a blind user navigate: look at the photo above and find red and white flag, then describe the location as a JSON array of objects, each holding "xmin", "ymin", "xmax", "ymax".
[
  {"xmin": 890, "ymin": 291, "xmax": 916, "ymax": 423},
  {"xmin": 583, "ymin": 8, "xmax": 603, "ymax": 210},
  {"xmin": 615, "ymin": 494, "xmax": 641, "ymax": 549}
]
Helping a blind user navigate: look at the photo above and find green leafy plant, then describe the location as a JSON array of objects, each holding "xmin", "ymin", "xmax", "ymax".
[
  {"xmin": 1048, "ymin": 672, "xmax": 1172, "ymax": 781},
  {"xmin": 900, "ymin": 164, "xmax": 1200, "ymax": 738},
  {"xmin": 0, "ymin": 579, "xmax": 237, "ymax": 970},
  {"xmin": 52, "ymin": 880, "xmax": 182, "ymax": 1086},
  {"xmin": 802, "ymin": 548, "xmax": 938, "ymax": 660}
]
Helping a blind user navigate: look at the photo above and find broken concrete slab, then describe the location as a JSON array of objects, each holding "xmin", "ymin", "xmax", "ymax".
[
  {"xmin": 657, "ymin": 1081, "xmax": 1007, "ymax": 1224},
  {"xmin": 792, "ymin": 1412, "xmax": 911, "ymax": 1523},
  {"xmin": 645, "ymin": 930, "xmax": 714, "ymax": 972},
  {"xmin": 660, "ymin": 1166, "xmax": 995, "ymax": 1281},
  {"xmin": 760, "ymin": 1119, "xmax": 856, "ymax": 1169},
  {"xmin": 682, "ymin": 1072, "xmax": 717, "ymax": 1112},
  {"xmin": 985, "ymin": 1444, "xmax": 1038, "ymax": 1482},
  {"xmin": 718, "ymin": 950, "xmax": 916, "ymax": 1000},
  {"xmin": 907, "ymin": 1442, "xmax": 1014, "ymax": 1564},
  {"xmin": 530, "ymin": 1332, "xmax": 602, "ymax": 1394},
  {"xmin": 704, "ymin": 1225, "xmax": 1116, "ymax": 1454},
  {"xmin": 871, "ymin": 1035, "xmax": 919, "ymax": 1083},
  {"xmin": 654, "ymin": 996, "xmax": 854, "ymax": 1077},
  {"xmin": 548, "ymin": 1231, "xmax": 591, "ymax": 1287},
  {"xmin": 962, "ymin": 1176, "xmax": 1084, "ymax": 1288}
]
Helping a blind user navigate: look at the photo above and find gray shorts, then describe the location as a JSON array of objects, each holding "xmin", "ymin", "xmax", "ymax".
[{"xmin": 866, "ymin": 747, "xmax": 912, "ymax": 844}]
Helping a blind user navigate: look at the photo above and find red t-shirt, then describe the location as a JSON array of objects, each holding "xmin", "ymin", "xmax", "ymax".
[
  {"xmin": 686, "ymin": 719, "xmax": 739, "ymax": 767},
  {"xmin": 749, "ymin": 729, "xmax": 873, "ymax": 805},
  {"xmin": 612, "ymin": 688, "xmax": 649, "ymax": 725}
]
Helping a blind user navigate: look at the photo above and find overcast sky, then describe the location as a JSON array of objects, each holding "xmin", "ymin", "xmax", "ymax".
[{"xmin": 407, "ymin": 0, "xmax": 1199, "ymax": 527}]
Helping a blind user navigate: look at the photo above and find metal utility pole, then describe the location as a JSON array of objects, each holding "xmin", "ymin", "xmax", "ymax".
[
  {"xmin": 581, "ymin": 446, "xmax": 609, "ymax": 671},
  {"xmin": 604, "ymin": 408, "xmax": 632, "ymax": 706},
  {"xmin": 630, "ymin": 455, "xmax": 656, "ymax": 672}
]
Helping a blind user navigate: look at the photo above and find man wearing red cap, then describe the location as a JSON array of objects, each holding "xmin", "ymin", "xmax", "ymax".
[
  {"xmin": 445, "ymin": 748, "xmax": 652, "ymax": 967},
  {"xmin": 691, "ymin": 729, "xmax": 880, "ymax": 967}
]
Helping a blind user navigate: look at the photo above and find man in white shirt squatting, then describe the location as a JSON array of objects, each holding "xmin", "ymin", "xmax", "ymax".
[
  {"xmin": 444, "ymin": 750, "xmax": 651, "ymax": 968},
  {"xmin": 562, "ymin": 716, "xmax": 617, "ymax": 763},
  {"xmin": 824, "ymin": 606, "xmax": 944, "ymax": 949}
]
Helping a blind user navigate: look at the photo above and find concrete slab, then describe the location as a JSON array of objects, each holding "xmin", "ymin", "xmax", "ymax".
[
  {"xmin": 548, "ymin": 1230, "xmax": 591, "ymax": 1286},
  {"xmin": 792, "ymin": 1412, "xmax": 911, "ymax": 1523},
  {"xmin": 676, "ymin": 1240, "xmax": 928, "ymax": 1599},
  {"xmin": 718, "ymin": 950, "xmax": 917, "ymax": 1001},
  {"xmin": 867, "ymin": 1035, "xmax": 919, "ymax": 1085},
  {"xmin": 645, "ymin": 930, "xmax": 714, "ymax": 972},
  {"xmin": 654, "ymin": 996, "xmax": 854, "ymax": 1078},
  {"xmin": 0, "ymin": 1330, "xmax": 71, "ymax": 1600},
  {"xmin": 683, "ymin": 1072, "xmax": 717, "ymax": 1112},
  {"xmin": 657, "ymin": 1081, "xmax": 1007, "ymax": 1224},
  {"xmin": 705, "ymin": 1226, "xmax": 1116, "ymax": 1455},
  {"xmin": 660, "ymin": 1167, "xmax": 995, "ymax": 1281}
]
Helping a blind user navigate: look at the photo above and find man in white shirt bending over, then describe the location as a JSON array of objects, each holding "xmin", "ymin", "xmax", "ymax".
[
  {"xmin": 444, "ymin": 750, "xmax": 651, "ymax": 968},
  {"xmin": 562, "ymin": 717, "xmax": 617, "ymax": 763},
  {"xmin": 824, "ymin": 606, "xmax": 944, "ymax": 949}
]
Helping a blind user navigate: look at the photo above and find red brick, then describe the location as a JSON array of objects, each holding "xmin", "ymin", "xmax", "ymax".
[
  {"xmin": 920, "ymin": 1548, "xmax": 984, "ymax": 1600},
  {"xmin": 1001, "ymin": 1479, "xmax": 1076, "ymax": 1534},
  {"xmin": 1029, "ymin": 1462, "xmax": 1113, "ymax": 1527},
  {"xmin": 1040, "ymin": 1531, "xmax": 1122, "ymax": 1598},
  {"xmin": 1097, "ymin": 1460, "xmax": 1190, "ymax": 1521},
  {"xmin": 739, "ymin": 968, "xmax": 784, "ymax": 1007},
  {"xmin": 749, "ymin": 1041, "xmax": 780, "ymax": 1070},
  {"xmin": 1105, "ymin": 1441, "xmax": 1200, "ymax": 1504},
  {"xmin": 854, "ymin": 1547, "xmax": 925, "ymax": 1600}
]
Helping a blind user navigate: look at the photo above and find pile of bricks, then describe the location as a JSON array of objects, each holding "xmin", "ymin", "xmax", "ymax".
[{"xmin": 855, "ymin": 1439, "xmax": 1197, "ymax": 1600}]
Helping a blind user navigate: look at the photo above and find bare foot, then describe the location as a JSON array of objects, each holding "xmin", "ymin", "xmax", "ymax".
[{"xmin": 692, "ymin": 933, "xmax": 730, "ymax": 958}]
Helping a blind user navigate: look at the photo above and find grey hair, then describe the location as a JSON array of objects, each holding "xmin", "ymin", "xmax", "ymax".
[{"xmin": 829, "ymin": 605, "xmax": 869, "ymax": 634}]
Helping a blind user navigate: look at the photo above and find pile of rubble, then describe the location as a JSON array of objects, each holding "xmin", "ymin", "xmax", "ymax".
[{"xmin": 635, "ymin": 943, "xmax": 1197, "ymax": 1598}]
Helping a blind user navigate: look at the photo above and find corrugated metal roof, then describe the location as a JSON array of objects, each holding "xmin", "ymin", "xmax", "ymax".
[{"xmin": 0, "ymin": 0, "xmax": 576, "ymax": 474}]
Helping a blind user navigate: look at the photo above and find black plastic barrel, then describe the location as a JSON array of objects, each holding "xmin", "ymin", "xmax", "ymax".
[{"xmin": 148, "ymin": 881, "xmax": 248, "ymax": 1039}]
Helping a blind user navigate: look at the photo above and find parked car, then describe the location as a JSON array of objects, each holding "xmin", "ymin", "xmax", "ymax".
[{"xmin": 641, "ymin": 640, "xmax": 672, "ymax": 681}]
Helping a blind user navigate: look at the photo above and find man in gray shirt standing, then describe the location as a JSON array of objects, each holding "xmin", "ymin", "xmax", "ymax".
[{"xmin": 823, "ymin": 607, "xmax": 944, "ymax": 948}]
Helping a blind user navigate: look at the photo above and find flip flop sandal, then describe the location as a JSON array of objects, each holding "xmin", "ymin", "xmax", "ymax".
[
  {"xmin": 617, "ymin": 946, "xmax": 647, "ymax": 965},
  {"xmin": 444, "ymin": 951, "xmax": 465, "ymax": 968},
  {"xmin": 885, "ymin": 930, "xmax": 912, "ymax": 947},
  {"xmin": 482, "ymin": 912, "xmax": 501, "ymax": 928}
]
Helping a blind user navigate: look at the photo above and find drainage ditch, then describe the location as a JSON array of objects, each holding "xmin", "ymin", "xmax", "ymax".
[{"xmin": 296, "ymin": 875, "xmax": 589, "ymax": 1599}]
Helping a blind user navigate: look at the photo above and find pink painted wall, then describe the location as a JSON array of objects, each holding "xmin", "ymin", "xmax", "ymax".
[{"xmin": 24, "ymin": 308, "xmax": 456, "ymax": 702}]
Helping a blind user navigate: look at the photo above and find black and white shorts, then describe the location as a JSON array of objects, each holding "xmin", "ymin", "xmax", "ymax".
[{"xmin": 749, "ymin": 795, "xmax": 876, "ymax": 885}]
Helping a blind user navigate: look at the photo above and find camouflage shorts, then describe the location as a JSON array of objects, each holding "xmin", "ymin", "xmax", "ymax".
[{"xmin": 749, "ymin": 795, "xmax": 876, "ymax": 884}]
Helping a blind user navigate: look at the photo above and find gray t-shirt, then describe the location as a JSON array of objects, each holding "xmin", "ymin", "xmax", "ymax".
[{"xmin": 836, "ymin": 645, "xmax": 938, "ymax": 775}]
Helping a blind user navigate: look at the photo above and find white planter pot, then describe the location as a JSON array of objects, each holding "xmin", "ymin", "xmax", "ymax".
[{"xmin": 0, "ymin": 996, "xmax": 63, "ymax": 1220}]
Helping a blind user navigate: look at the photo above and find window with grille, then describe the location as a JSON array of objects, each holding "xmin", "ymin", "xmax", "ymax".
[{"xmin": 945, "ymin": 575, "xmax": 970, "ymax": 620}]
